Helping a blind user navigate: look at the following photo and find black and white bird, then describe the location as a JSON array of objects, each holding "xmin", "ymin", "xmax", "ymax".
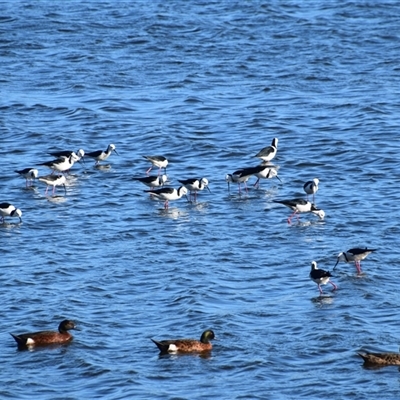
[
  {"xmin": 254, "ymin": 138, "xmax": 278, "ymax": 162},
  {"xmin": 85, "ymin": 144, "xmax": 118, "ymax": 165},
  {"xmin": 15, "ymin": 168, "xmax": 39, "ymax": 187},
  {"xmin": 272, "ymin": 198, "xmax": 325, "ymax": 224},
  {"xmin": 133, "ymin": 174, "xmax": 168, "ymax": 189},
  {"xmin": 49, "ymin": 149, "xmax": 85, "ymax": 164},
  {"xmin": 38, "ymin": 174, "xmax": 67, "ymax": 196},
  {"xmin": 178, "ymin": 178, "xmax": 211, "ymax": 200},
  {"xmin": 144, "ymin": 186, "xmax": 188, "ymax": 209},
  {"xmin": 253, "ymin": 165, "xmax": 281, "ymax": 188},
  {"xmin": 143, "ymin": 155, "xmax": 168, "ymax": 175},
  {"xmin": 39, "ymin": 153, "xmax": 80, "ymax": 174},
  {"xmin": 309, "ymin": 261, "xmax": 337, "ymax": 295},
  {"xmin": 225, "ymin": 166, "xmax": 262, "ymax": 194},
  {"xmin": 334, "ymin": 247, "xmax": 377, "ymax": 274},
  {"xmin": 0, "ymin": 203, "xmax": 22, "ymax": 223},
  {"xmin": 303, "ymin": 178, "xmax": 319, "ymax": 202}
]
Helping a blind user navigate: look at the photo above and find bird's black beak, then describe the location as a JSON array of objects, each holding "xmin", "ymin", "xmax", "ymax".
[
  {"xmin": 206, "ymin": 186, "xmax": 211, "ymax": 193},
  {"xmin": 333, "ymin": 259, "xmax": 339, "ymax": 270},
  {"xmin": 276, "ymin": 175, "xmax": 282, "ymax": 183}
]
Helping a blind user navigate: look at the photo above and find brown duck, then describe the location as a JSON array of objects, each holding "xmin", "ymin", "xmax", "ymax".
[
  {"xmin": 10, "ymin": 320, "xmax": 78, "ymax": 348},
  {"xmin": 358, "ymin": 351, "xmax": 400, "ymax": 366},
  {"xmin": 151, "ymin": 330, "xmax": 215, "ymax": 354}
]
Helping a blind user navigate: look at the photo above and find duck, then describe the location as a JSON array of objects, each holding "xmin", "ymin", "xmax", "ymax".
[
  {"xmin": 151, "ymin": 330, "xmax": 215, "ymax": 354},
  {"xmin": 358, "ymin": 351, "xmax": 400, "ymax": 366},
  {"xmin": 334, "ymin": 247, "xmax": 377, "ymax": 274},
  {"xmin": 10, "ymin": 320, "xmax": 78, "ymax": 348}
]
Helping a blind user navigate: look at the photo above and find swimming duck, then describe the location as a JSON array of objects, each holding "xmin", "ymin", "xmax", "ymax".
[
  {"xmin": 10, "ymin": 319, "xmax": 78, "ymax": 348},
  {"xmin": 151, "ymin": 329, "xmax": 215, "ymax": 354},
  {"xmin": 358, "ymin": 351, "xmax": 400, "ymax": 366}
]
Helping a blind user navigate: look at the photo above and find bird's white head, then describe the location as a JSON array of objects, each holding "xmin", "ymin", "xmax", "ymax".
[
  {"xmin": 314, "ymin": 209, "xmax": 325, "ymax": 220},
  {"xmin": 311, "ymin": 261, "xmax": 318, "ymax": 270},
  {"xmin": 12, "ymin": 208, "xmax": 22, "ymax": 222},
  {"xmin": 201, "ymin": 178, "xmax": 209, "ymax": 186},
  {"xmin": 225, "ymin": 174, "xmax": 233, "ymax": 183},
  {"xmin": 180, "ymin": 186, "xmax": 188, "ymax": 196},
  {"xmin": 161, "ymin": 175, "xmax": 168, "ymax": 184}
]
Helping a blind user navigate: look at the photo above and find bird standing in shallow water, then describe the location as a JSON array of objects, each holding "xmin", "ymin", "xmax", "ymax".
[
  {"xmin": 49, "ymin": 149, "xmax": 85, "ymax": 165},
  {"xmin": 272, "ymin": 198, "xmax": 325, "ymax": 224},
  {"xmin": 39, "ymin": 153, "xmax": 80, "ymax": 174},
  {"xmin": 85, "ymin": 144, "xmax": 118, "ymax": 165},
  {"xmin": 253, "ymin": 165, "xmax": 281, "ymax": 188},
  {"xmin": 144, "ymin": 186, "xmax": 188, "ymax": 209},
  {"xmin": 151, "ymin": 330, "xmax": 215, "ymax": 354},
  {"xmin": 334, "ymin": 247, "xmax": 376, "ymax": 274},
  {"xmin": 303, "ymin": 178, "xmax": 319, "ymax": 202},
  {"xmin": 178, "ymin": 177, "xmax": 211, "ymax": 201},
  {"xmin": 10, "ymin": 320, "xmax": 78, "ymax": 349},
  {"xmin": 309, "ymin": 261, "xmax": 337, "ymax": 295},
  {"xmin": 225, "ymin": 166, "xmax": 262, "ymax": 194},
  {"xmin": 143, "ymin": 155, "xmax": 168, "ymax": 176},
  {"xmin": 254, "ymin": 137, "xmax": 279, "ymax": 162},
  {"xmin": 133, "ymin": 174, "xmax": 167, "ymax": 189},
  {"xmin": 15, "ymin": 168, "xmax": 39, "ymax": 187},
  {"xmin": 0, "ymin": 203, "xmax": 22, "ymax": 223},
  {"xmin": 38, "ymin": 174, "xmax": 67, "ymax": 196}
]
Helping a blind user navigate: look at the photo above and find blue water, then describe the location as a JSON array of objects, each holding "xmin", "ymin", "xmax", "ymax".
[{"xmin": 2, "ymin": 1, "xmax": 400, "ymax": 399}]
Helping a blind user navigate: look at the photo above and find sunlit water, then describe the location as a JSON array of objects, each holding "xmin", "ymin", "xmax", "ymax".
[{"xmin": 2, "ymin": 1, "xmax": 400, "ymax": 399}]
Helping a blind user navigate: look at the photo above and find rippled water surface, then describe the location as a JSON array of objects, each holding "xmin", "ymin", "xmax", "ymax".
[{"xmin": 2, "ymin": 1, "xmax": 400, "ymax": 399}]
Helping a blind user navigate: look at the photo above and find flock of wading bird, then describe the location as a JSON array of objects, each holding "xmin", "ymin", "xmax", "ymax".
[{"xmin": 5, "ymin": 139, "xmax": 390, "ymax": 366}]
